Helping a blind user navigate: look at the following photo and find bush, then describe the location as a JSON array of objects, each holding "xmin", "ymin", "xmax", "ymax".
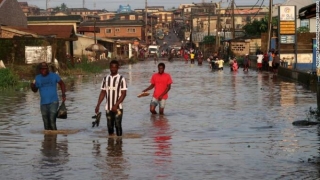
[
  {"xmin": 0, "ymin": 68, "xmax": 19, "ymax": 89},
  {"xmin": 70, "ymin": 57, "xmax": 109, "ymax": 74}
]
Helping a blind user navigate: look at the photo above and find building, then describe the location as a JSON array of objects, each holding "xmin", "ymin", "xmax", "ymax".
[
  {"xmin": 78, "ymin": 19, "xmax": 145, "ymax": 42},
  {"xmin": 0, "ymin": 0, "xmax": 27, "ymax": 27},
  {"xmin": 27, "ymin": 15, "xmax": 83, "ymax": 33},
  {"xmin": 18, "ymin": 2, "xmax": 40, "ymax": 16}
]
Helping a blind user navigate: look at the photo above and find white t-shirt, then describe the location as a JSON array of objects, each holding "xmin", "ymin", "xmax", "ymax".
[{"xmin": 257, "ymin": 54, "xmax": 263, "ymax": 63}]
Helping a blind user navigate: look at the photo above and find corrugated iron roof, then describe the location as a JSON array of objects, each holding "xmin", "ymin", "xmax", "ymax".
[
  {"xmin": 29, "ymin": 25, "xmax": 77, "ymax": 40},
  {"xmin": 27, "ymin": 15, "xmax": 82, "ymax": 22},
  {"xmin": 79, "ymin": 20, "xmax": 144, "ymax": 27},
  {"xmin": 10, "ymin": 25, "xmax": 77, "ymax": 40}
]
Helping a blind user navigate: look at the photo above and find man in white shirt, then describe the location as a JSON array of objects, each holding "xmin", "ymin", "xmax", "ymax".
[{"xmin": 256, "ymin": 52, "xmax": 264, "ymax": 71}]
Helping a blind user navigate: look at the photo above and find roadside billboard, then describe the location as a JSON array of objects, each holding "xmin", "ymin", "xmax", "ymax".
[{"xmin": 25, "ymin": 46, "xmax": 52, "ymax": 64}]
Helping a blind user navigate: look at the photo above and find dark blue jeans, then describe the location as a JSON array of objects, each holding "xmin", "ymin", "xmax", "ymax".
[
  {"xmin": 106, "ymin": 109, "xmax": 123, "ymax": 136},
  {"xmin": 40, "ymin": 101, "xmax": 59, "ymax": 130}
]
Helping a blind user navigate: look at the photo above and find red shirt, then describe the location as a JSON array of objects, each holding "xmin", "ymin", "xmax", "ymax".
[{"xmin": 151, "ymin": 72, "xmax": 173, "ymax": 100}]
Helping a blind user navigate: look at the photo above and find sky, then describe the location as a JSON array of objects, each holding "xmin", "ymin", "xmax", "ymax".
[{"xmin": 18, "ymin": 0, "xmax": 286, "ymax": 11}]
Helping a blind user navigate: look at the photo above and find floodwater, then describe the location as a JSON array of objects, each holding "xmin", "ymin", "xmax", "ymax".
[{"xmin": 1, "ymin": 60, "xmax": 320, "ymax": 180}]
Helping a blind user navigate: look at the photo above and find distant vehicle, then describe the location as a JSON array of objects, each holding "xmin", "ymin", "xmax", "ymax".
[{"xmin": 148, "ymin": 45, "xmax": 160, "ymax": 58}]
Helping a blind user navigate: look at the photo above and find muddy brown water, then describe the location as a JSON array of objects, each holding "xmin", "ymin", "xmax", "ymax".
[{"xmin": 1, "ymin": 60, "xmax": 320, "ymax": 180}]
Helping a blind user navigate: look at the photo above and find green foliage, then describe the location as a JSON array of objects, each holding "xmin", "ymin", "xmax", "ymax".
[
  {"xmin": 53, "ymin": 3, "xmax": 68, "ymax": 12},
  {"xmin": 236, "ymin": 56, "xmax": 244, "ymax": 65},
  {"xmin": 297, "ymin": 26, "xmax": 310, "ymax": 33},
  {"xmin": 243, "ymin": 19, "xmax": 268, "ymax": 36},
  {"xmin": 202, "ymin": 35, "xmax": 216, "ymax": 44},
  {"xmin": 74, "ymin": 62, "xmax": 104, "ymax": 74},
  {"xmin": 0, "ymin": 37, "xmax": 67, "ymax": 65},
  {"xmin": 0, "ymin": 68, "xmax": 19, "ymax": 89}
]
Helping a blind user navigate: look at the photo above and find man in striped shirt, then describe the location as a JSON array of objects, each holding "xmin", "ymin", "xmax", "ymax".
[{"xmin": 95, "ymin": 60, "xmax": 127, "ymax": 136}]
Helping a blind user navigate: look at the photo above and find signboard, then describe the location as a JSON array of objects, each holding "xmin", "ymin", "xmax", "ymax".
[
  {"xmin": 25, "ymin": 46, "xmax": 52, "ymax": 64},
  {"xmin": 280, "ymin": 35, "xmax": 295, "ymax": 44},
  {"xmin": 279, "ymin": 21, "xmax": 296, "ymax": 34},
  {"xmin": 280, "ymin": 6, "xmax": 295, "ymax": 21}
]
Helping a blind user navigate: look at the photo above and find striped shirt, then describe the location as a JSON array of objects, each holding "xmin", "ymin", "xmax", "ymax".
[{"xmin": 100, "ymin": 74, "xmax": 127, "ymax": 110}]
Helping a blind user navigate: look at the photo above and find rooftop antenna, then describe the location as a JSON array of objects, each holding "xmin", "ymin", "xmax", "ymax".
[{"xmin": 83, "ymin": 0, "xmax": 85, "ymax": 8}]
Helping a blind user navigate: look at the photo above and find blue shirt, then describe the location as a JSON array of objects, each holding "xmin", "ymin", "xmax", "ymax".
[
  {"xmin": 268, "ymin": 52, "xmax": 273, "ymax": 61},
  {"xmin": 35, "ymin": 72, "xmax": 61, "ymax": 105}
]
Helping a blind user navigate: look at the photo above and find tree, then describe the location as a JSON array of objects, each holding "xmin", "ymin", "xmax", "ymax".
[
  {"xmin": 242, "ymin": 19, "xmax": 268, "ymax": 36},
  {"xmin": 202, "ymin": 35, "xmax": 215, "ymax": 44},
  {"xmin": 60, "ymin": 3, "xmax": 68, "ymax": 11},
  {"xmin": 53, "ymin": 3, "xmax": 68, "ymax": 12},
  {"xmin": 242, "ymin": 16, "xmax": 277, "ymax": 37},
  {"xmin": 297, "ymin": 26, "xmax": 310, "ymax": 33},
  {"xmin": 53, "ymin": 6, "xmax": 60, "ymax": 12}
]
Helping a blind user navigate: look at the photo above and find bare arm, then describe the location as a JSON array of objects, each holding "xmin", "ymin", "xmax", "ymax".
[
  {"xmin": 143, "ymin": 84, "xmax": 155, "ymax": 92},
  {"xmin": 95, "ymin": 90, "xmax": 106, "ymax": 114},
  {"xmin": 58, "ymin": 79, "xmax": 66, "ymax": 101}
]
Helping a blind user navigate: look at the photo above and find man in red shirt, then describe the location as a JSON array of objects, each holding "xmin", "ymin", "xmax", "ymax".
[{"xmin": 142, "ymin": 63, "xmax": 173, "ymax": 115}]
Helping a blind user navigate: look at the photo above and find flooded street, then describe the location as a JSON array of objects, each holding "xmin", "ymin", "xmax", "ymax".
[{"xmin": 1, "ymin": 60, "xmax": 320, "ymax": 180}]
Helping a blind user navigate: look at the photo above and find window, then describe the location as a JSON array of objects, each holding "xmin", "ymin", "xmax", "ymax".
[
  {"xmin": 115, "ymin": 28, "xmax": 120, "ymax": 32},
  {"xmin": 105, "ymin": 28, "xmax": 112, "ymax": 33},
  {"xmin": 129, "ymin": 15, "xmax": 135, "ymax": 20},
  {"xmin": 127, "ymin": 28, "xmax": 136, "ymax": 33},
  {"xmin": 120, "ymin": 16, "xmax": 125, "ymax": 20},
  {"xmin": 300, "ymin": 19, "xmax": 309, "ymax": 28}
]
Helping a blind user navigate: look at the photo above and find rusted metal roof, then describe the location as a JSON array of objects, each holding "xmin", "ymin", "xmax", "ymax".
[
  {"xmin": 77, "ymin": 26, "xmax": 100, "ymax": 33},
  {"xmin": 12, "ymin": 25, "xmax": 78, "ymax": 40}
]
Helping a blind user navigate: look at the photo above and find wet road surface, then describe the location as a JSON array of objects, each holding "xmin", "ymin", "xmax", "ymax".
[{"xmin": 1, "ymin": 60, "xmax": 320, "ymax": 180}]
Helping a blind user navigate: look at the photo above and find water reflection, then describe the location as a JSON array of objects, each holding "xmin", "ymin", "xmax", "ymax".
[
  {"xmin": 150, "ymin": 115, "xmax": 172, "ymax": 179},
  {"xmin": 38, "ymin": 134, "xmax": 69, "ymax": 180},
  {"xmin": 92, "ymin": 137, "xmax": 128, "ymax": 179}
]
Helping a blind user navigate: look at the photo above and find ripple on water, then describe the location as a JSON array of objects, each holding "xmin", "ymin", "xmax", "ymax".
[{"xmin": 1, "ymin": 60, "xmax": 320, "ymax": 179}]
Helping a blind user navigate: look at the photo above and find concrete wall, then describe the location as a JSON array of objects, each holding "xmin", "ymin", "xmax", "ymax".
[
  {"xmin": 86, "ymin": 26, "xmax": 144, "ymax": 40},
  {"xmin": 73, "ymin": 35, "xmax": 95, "ymax": 57},
  {"xmin": 278, "ymin": 66, "xmax": 318, "ymax": 89}
]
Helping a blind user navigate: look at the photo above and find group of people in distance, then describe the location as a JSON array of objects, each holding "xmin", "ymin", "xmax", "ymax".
[
  {"xmin": 181, "ymin": 48, "xmax": 204, "ymax": 65},
  {"xmin": 227, "ymin": 49, "xmax": 281, "ymax": 74},
  {"xmin": 30, "ymin": 60, "xmax": 172, "ymax": 138},
  {"xmin": 207, "ymin": 52, "xmax": 224, "ymax": 70}
]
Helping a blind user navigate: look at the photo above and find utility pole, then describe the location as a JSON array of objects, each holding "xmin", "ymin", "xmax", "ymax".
[
  {"xmin": 208, "ymin": 2, "xmax": 211, "ymax": 36},
  {"xmin": 231, "ymin": 0, "xmax": 235, "ymax": 39},
  {"xmin": 83, "ymin": 0, "xmax": 85, "ymax": 8},
  {"xmin": 151, "ymin": 16, "xmax": 153, "ymax": 43},
  {"xmin": 145, "ymin": 0, "xmax": 148, "ymax": 43},
  {"xmin": 216, "ymin": 1, "xmax": 221, "ymax": 50},
  {"xmin": 267, "ymin": 0, "xmax": 273, "ymax": 52}
]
